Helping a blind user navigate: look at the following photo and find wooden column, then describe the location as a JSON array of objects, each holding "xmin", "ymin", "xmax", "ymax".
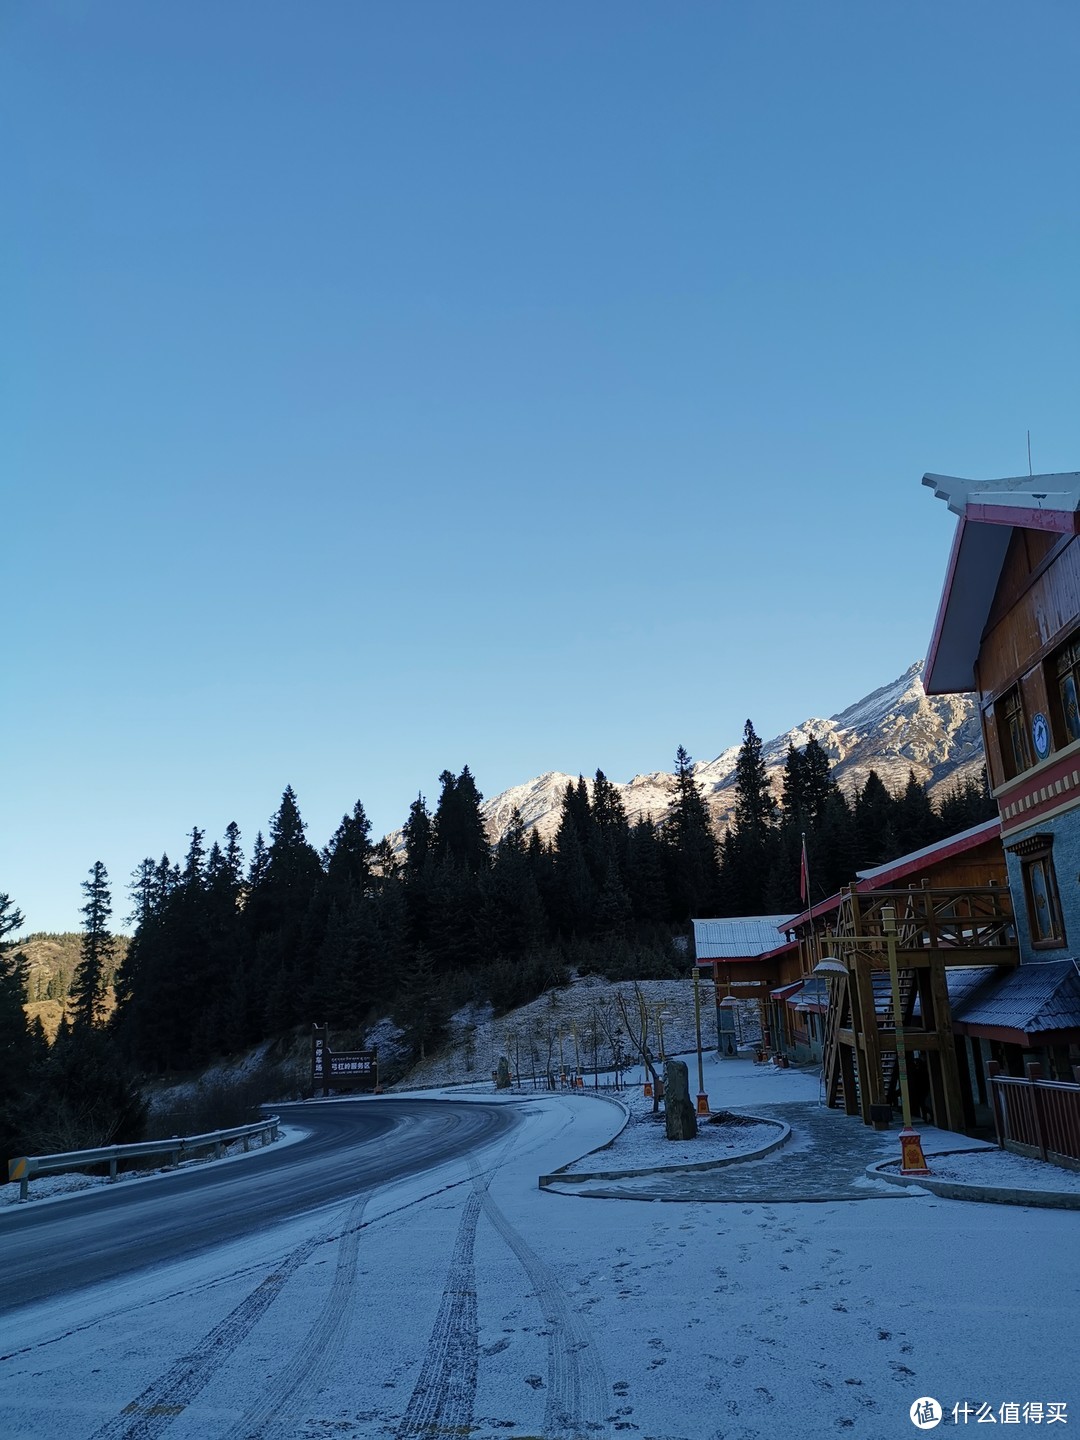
[
  {"xmin": 839, "ymin": 1036, "xmax": 860, "ymax": 1117},
  {"xmin": 927, "ymin": 951, "xmax": 965, "ymax": 1133},
  {"xmin": 851, "ymin": 951, "xmax": 884, "ymax": 1123}
]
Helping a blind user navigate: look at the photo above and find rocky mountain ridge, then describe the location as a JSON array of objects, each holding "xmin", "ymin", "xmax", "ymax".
[{"xmin": 478, "ymin": 663, "xmax": 984, "ymax": 846}]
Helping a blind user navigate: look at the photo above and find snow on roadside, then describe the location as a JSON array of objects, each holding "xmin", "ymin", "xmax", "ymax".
[
  {"xmin": 882, "ymin": 1145, "xmax": 1080, "ymax": 1193},
  {"xmin": 0, "ymin": 1123, "xmax": 309, "ymax": 1209},
  {"xmin": 558, "ymin": 1105, "xmax": 782, "ymax": 1175}
]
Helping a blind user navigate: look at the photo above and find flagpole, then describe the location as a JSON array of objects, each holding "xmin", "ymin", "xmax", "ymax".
[{"xmin": 801, "ymin": 831, "xmax": 818, "ymax": 972}]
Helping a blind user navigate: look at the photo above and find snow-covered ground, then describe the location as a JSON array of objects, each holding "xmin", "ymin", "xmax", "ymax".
[{"xmin": 2, "ymin": 1060, "xmax": 1077, "ymax": 1440}]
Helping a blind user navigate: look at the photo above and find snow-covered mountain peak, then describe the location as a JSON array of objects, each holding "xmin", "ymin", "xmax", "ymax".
[{"xmin": 473, "ymin": 664, "xmax": 982, "ymax": 845}]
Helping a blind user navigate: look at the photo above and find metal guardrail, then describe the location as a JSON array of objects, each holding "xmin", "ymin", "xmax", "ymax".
[{"xmin": 7, "ymin": 1115, "xmax": 281, "ymax": 1202}]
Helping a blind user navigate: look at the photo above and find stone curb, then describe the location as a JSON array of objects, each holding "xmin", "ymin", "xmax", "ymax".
[
  {"xmin": 538, "ymin": 1113, "xmax": 790, "ymax": 1189},
  {"xmin": 865, "ymin": 1151, "xmax": 1080, "ymax": 1210}
]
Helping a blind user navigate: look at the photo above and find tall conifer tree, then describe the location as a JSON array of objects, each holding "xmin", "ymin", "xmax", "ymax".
[
  {"xmin": 665, "ymin": 747, "xmax": 721, "ymax": 920},
  {"xmin": 71, "ymin": 862, "xmax": 113, "ymax": 1030}
]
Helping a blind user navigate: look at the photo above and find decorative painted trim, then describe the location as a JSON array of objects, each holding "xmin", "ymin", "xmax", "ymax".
[{"xmin": 997, "ymin": 750, "xmax": 1080, "ymax": 834}]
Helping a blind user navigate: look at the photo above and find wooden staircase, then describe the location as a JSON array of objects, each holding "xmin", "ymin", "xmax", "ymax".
[{"xmin": 818, "ymin": 882, "xmax": 1008, "ymax": 1129}]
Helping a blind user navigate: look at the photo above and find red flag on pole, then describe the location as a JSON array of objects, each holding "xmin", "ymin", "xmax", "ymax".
[{"xmin": 800, "ymin": 835, "xmax": 810, "ymax": 905}]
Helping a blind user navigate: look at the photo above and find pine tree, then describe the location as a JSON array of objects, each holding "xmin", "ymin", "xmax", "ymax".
[
  {"xmin": 432, "ymin": 767, "xmax": 490, "ymax": 873},
  {"xmin": 324, "ymin": 801, "xmax": 373, "ymax": 896},
  {"xmin": 665, "ymin": 746, "xmax": 722, "ymax": 920},
  {"xmin": 246, "ymin": 788, "xmax": 324, "ymax": 1031},
  {"xmin": 552, "ymin": 809, "xmax": 597, "ymax": 936},
  {"xmin": 589, "ymin": 770, "xmax": 630, "ymax": 883},
  {"xmin": 717, "ymin": 723, "xmax": 781, "ymax": 915},
  {"xmin": 478, "ymin": 810, "xmax": 548, "ymax": 961},
  {"xmin": 112, "ymin": 854, "xmax": 179, "ymax": 1068},
  {"xmin": 393, "ymin": 944, "xmax": 448, "ymax": 1061},
  {"xmin": 402, "ymin": 794, "xmax": 435, "ymax": 952},
  {"xmin": 626, "ymin": 816, "xmax": 668, "ymax": 926},
  {"xmin": 854, "ymin": 771, "xmax": 901, "ymax": 867},
  {"xmin": 734, "ymin": 721, "xmax": 778, "ymax": 834},
  {"xmin": 198, "ymin": 824, "xmax": 249, "ymax": 1059},
  {"xmin": 0, "ymin": 895, "xmax": 33, "ymax": 1167},
  {"xmin": 816, "ymin": 789, "xmax": 859, "ymax": 898},
  {"xmin": 70, "ymin": 863, "xmax": 113, "ymax": 1030},
  {"xmin": 936, "ymin": 771, "xmax": 997, "ymax": 836},
  {"xmin": 895, "ymin": 771, "xmax": 939, "ymax": 856},
  {"xmin": 403, "ymin": 795, "xmax": 433, "ymax": 876},
  {"xmin": 775, "ymin": 736, "xmax": 841, "ymax": 910}
]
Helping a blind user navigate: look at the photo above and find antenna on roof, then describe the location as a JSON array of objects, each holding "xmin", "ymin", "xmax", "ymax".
[{"xmin": 1027, "ymin": 430, "xmax": 1033, "ymax": 477}]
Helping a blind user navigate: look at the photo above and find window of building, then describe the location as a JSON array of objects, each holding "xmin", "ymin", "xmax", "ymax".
[
  {"xmin": 1000, "ymin": 686, "xmax": 1030, "ymax": 779},
  {"xmin": 1053, "ymin": 635, "xmax": 1080, "ymax": 745},
  {"xmin": 1007, "ymin": 833, "xmax": 1066, "ymax": 950}
]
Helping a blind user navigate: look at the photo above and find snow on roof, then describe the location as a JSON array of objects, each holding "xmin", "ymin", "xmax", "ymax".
[
  {"xmin": 951, "ymin": 960, "xmax": 1080, "ymax": 1035},
  {"xmin": 923, "ymin": 471, "xmax": 1080, "ymax": 695},
  {"xmin": 692, "ymin": 915, "xmax": 798, "ymax": 961}
]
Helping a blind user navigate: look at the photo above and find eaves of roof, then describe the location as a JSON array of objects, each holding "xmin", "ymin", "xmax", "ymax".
[
  {"xmin": 922, "ymin": 471, "xmax": 1080, "ymax": 696},
  {"xmin": 950, "ymin": 959, "xmax": 1080, "ymax": 1036},
  {"xmin": 855, "ymin": 816, "xmax": 1001, "ymax": 886},
  {"xmin": 784, "ymin": 817, "xmax": 1003, "ymax": 931}
]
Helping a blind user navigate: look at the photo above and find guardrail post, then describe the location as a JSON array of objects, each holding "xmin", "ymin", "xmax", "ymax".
[
  {"xmin": 987, "ymin": 1061, "xmax": 1004, "ymax": 1147},
  {"xmin": 1026, "ymin": 1062, "xmax": 1049, "ymax": 1160},
  {"xmin": 109, "ymin": 1152, "xmax": 118, "ymax": 1183}
]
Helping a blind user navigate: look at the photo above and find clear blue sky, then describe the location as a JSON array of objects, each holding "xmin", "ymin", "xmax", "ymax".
[{"xmin": 4, "ymin": 2, "xmax": 1078, "ymax": 933}]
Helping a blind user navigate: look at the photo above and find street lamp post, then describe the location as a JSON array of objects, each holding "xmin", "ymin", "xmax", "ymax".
[{"xmin": 693, "ymin": 965, "xmax": 709, "ymax": 1116}]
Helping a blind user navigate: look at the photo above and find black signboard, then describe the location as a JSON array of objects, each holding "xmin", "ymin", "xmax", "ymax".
[{"xmin": 311, "ymin": 1024, "xmax": 379, "ymax": 1096}]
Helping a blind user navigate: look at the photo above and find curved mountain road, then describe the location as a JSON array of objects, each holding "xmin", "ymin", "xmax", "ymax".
[{"xmin": 0, "ymin": 1098, "xmax": 518, "ymax": 1312}]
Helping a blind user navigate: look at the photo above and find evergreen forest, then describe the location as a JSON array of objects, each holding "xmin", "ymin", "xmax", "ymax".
[{"xmin": 1, "ymin": 733, "xmax": 994, "ymax": 1170}]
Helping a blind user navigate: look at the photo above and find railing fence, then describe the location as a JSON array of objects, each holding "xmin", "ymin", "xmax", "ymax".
[{"xmin": 988, "ymin": 1062, "xmax": 1080, "ymax": 1168}]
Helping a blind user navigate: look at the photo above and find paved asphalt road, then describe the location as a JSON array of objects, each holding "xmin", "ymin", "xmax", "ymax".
[{"xmin": 0, "ymin": 1098, "xmax": 518, "ymax": 1312}]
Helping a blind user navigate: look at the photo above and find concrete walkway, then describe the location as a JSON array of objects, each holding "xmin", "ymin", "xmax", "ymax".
[{"xmin": 545, "ymin": 1101, "xmax": 968, "ymax": 1203}]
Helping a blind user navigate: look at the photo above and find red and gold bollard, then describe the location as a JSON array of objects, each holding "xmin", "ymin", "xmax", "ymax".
[{"xmin": 900, "ymin": 1127, "xmax": 931, "ymax": 1175}]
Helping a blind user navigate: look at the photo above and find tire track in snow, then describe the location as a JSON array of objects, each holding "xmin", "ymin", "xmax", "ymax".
[
  {"xmin": 89, "ymin": 1233, "xmax": 324, "ymax": 1440},
  {"xmin": 478, "ymin": 1187, "xmax": 609, "ymax": 1440},
  {"xmin": 393, "ymin": 1188, "xmax": 482, "ymax": 1439},
  {"xmin": 222, "ymin": 1192, "xmax": 371, "ymax": 1440}
]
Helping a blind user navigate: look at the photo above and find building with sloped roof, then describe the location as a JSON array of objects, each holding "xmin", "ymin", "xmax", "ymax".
[{"xmin": 923, "ymin": 470, "xmax": 1080, "ymax": 1088}]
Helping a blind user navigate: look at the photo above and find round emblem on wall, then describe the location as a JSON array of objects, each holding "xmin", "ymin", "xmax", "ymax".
[{"xmin": 1032, "ymin": 711, "xmax": 1051, "ymax": 760}]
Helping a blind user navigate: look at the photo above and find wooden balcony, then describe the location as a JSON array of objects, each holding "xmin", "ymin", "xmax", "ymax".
[{"xmin": 826, "ymin": 884, "xmax": 1018, "ymax": 969}]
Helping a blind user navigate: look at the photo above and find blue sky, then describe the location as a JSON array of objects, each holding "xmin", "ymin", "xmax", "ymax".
[{"xmin": 4, "ymin": 2, "xmax": 1078, "ymax": 933}]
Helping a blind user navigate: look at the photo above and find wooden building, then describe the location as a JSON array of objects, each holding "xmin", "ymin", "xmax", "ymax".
[
  {"xmin": 786, "ymin": 819, "xmax": 1018, "ymax": 1132},
  {"xmin": 923, "ymin": 471, "xmax": 1080, "ymax": 1086},
  {"xmin": 692, "ymin": 915, "xmax": 799, "ymax": 1059},
  {"xmin": 692, "ymin": 817, "xmax": 1017, "ymax": 1118}
]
